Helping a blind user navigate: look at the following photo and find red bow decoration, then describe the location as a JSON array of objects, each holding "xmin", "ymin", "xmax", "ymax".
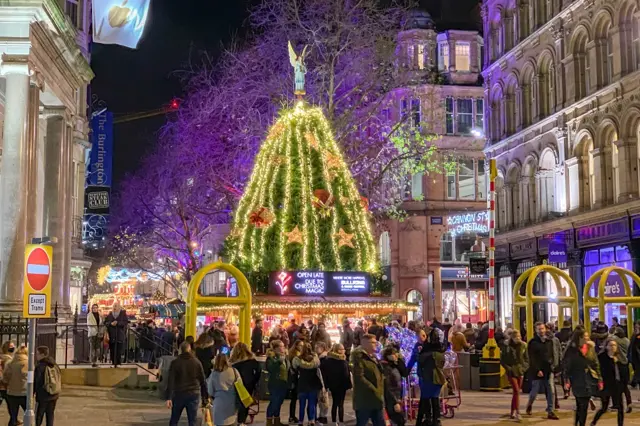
[
  {"xmin": 249, "ymin": 207, "xmax": 275, "ymax": 228},
  {"xmin": 360, "ymin": 196, "xmax": 369, "ymax": 211},
  {"xmin": 312, "ymin": 189, "xmax": 334, "ymax": 218}
]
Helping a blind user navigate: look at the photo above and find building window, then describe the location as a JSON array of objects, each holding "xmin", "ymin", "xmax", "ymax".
[
  {"xmin": 456, "ymin": 98, "xmax": 473, "ymax": 135},
  {"xmin": 439, "ymin": 42, "xmax": 449, "ymax": 71},
  {"xmin": 478, "ymin": 159, "xmax": 487, "ymax": 200},
  {"xmin": 400, "ymin": 98, "xmax": 408, "ymax": 122},
  {"xmin": 407, "ymin": 45, "xmax": 414, "ymax": 68},
  {"xmin": 440, "ymin": 233, "xmax": 453, "ymax": 261},
  {"xmin": 379, "ymin": 232, "xmax": 391, "ymax": 266},
  {"xmin": 456, "ymin": 42, "xmax": 471, "ymax": 71},
  {"xmin": 447, "ymin": 169, "xmax": 456, "ymax": 199},
  {"xmin": 417, "ymin": 44, "xmax": 425, "ymax": 70},
  {"xmin": 459, "ymin": 160, "xmax": 476, "ymax": 200},
  {"xmin": 71, "ymin": 161, "xmax": 79, "ymax": 217},
  {"xmin": 411, "ymin": 98, "xmax": 421, "ymax": 127},
  {"xmin": 445, "ymin": 97, "xmax": 454, "ymax": 134},
  {"xmin": 66, "ymin": 0, "xmax": 79, "ymax": 28},
  {"xmin": 411, "ymin": 173, "xmax": 423, "ymax": 200},
  {"xmin": 475, "ymin": 99, "xmax": 484, "ymax": 130},
  {"xmin": 407, "ymin": 290, "xmax": 423, "ymax": 321}
]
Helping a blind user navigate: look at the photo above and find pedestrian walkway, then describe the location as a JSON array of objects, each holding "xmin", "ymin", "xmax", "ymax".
[{"xmin": 2, "ymin": 386, "xmax": 640, "ymax": 425}]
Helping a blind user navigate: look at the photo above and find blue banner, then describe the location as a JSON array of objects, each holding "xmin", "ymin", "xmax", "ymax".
[{"xmin": 87, "ymin": 111, "xmax": 113, "ymax": 187}]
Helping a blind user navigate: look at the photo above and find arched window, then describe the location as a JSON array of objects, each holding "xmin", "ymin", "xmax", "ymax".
[
  {"xmin": 490, "ymin": 87, "xmax": 503, "ymax": 141},
  {"xmin": 496, "ymin": 174, "xmax": 506, "ymax": 230},
  {"xmin": 594, "ymin": 14, "xmax": 613, "ymax": 87},
  {"xmin": 379, "ymin": 231, "xmax": 391, "ymax": 267},
  {"xmin": 572, "ymin": 29, "xmax": 589, "ymax": 100},
  {"xmin": 538, "ymin": 55, "xmax": 555, "ymax": 118},
  {"xmin": 537, "ymin": 0, "xmax": 547, "ymax": 27},
  {"xmin": 522, "ymin": 159, "xmax": 538, "ymax": 224},
  {"xmin": 506, "ymin": 166, "xmax": 521, "ymax": 228},
  {"xmin": 619, "ymin": 2, "xmax": 640, "ymax": 75},
  {"xmin": 505, "ymin": 79, "xmax": 518, "ymax": 134},
  {"xmin": 521, "ymin": 68, "xmax": 534, "ymax": 127},
  {"xmin": 601, "ymin": 124, "xmax": 619, "ymax": 205},
  {"xmin": 518, "ymin": 0, "xmax": 530, "ymax": 41},
  {"xmin": 538, "ymin": 149, "xmax": 557, "ymax": 218},
  {"xmin": 407, "ymin": 290, "xmax": 423, "ymax": 321}
]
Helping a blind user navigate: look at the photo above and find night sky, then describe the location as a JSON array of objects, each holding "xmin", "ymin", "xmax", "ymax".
[{"xmin": 90, "ymin": 0, "xmax": 480, "ymax": 190}]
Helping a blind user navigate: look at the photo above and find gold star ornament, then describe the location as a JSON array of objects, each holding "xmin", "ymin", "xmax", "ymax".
[
  {"xmin": 335, "ymin": 228, "xmax": 355, "ymax": 248},
  {"xmin": 305, "ymin": 131, "xmax": 320, "ymax": 150},
  {"xmin": 285, "ymin": 226, "xmax": 304, "ymax": 245}
]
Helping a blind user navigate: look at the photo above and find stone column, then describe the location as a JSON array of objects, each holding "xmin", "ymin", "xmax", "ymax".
[
  {"xmin": 448, "ymin": 38, "xmax": 456, "ymax": 72},
  {"xmin": 615, "ymin": 139, "xmax": 635, "ymax": 200},
  {"xmin": 25, "ymin": 74, "xmax": 43, "ymax": 243},
  {"xmin": 563, "ymin": 54, "xmax": 576, "ymax": 104},
  {"xmin": 610, "ymin": 26, "xmax": 622, "ymax": 81},
  {"xmin": 42, "ymin": 110, "xmax": 70, "ymax": 311},
  {"xmin": 0, "ymin": 58, "xmax": 30, "ymax": 311},
  {"xmin": 565, "ymin": 157, "xmax": 579, "ymax": 211},
  {"xmin": 62, "ymin": 120, "xmax": 73, "ymax": 311}
]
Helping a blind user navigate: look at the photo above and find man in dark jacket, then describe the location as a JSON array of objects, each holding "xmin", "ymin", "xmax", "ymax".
[
  {"xmin": 105, "ymin": 302, "xmax": 129, "ymax": 366},
  {"xmin": 556, "ymin": 320, "xmax": 572, "ymax": 398},
  {"xmin": 34, "ymin": 346, "xmax": 60, "ymax": 426},
  {"xmin": 286, "ymin": 319, "xmax": 300, "ymax": 347},
  {"xmin": 351, "ymin": 334, "xmax": 385, "ymax": 426},
  {"xmin": 251, "ymin": 318, "xmax": 264, "ymax": 355},
  {"xmin": 340, "ymin": 320, "xmax": 355, "ymax": 358},
  {"xmin": 353, "ymin": 321, "xmax": 365, "ymax": 348},
  {"xmin": 367, "ymin": 318, "xmax": 384, "ymax": 342},
  {"xmin": 526, "ymin": 322, "xmax": 558, "ymax": 420},
  {"xmin": 165, "ymin": 342, "xmax": 208, "ymax": 426},
  {"xmin": 139, "ymin": 320, "xmax": 156, "ymax": 363},
  {"xmin": 208, "ymin": 321, "xmax": 228, "ymax": 355}
]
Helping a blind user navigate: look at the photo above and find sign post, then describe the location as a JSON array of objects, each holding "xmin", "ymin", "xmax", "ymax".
[{"xmin": 22, "ymin": 241, "xmax": 54, "ymax": 426}]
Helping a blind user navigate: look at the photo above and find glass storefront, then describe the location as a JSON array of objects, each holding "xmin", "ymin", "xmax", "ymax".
[
  {"xmin": 499, "ymin": 266, "xmax": 513, "ymax": 328},
  {"xmin": 442, "ymin": 288, "xmax": 488, "ymax": 324},
  {"xmin": 584, "ymin": 245, "xmax": 632, "ymax": 325}
]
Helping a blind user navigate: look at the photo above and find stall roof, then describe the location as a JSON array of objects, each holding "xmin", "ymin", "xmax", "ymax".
[{"xmin": 195, "ymin": 296, "xmax": 418, "ymax": 312}]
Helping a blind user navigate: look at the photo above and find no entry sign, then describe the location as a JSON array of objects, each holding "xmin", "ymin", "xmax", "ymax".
[{"xmin": 23, "ymin": 244, "xmax": 53, "ymax": 318}]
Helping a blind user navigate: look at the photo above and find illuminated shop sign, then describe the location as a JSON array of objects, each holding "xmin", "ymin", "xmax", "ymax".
[
  {"xmin": 268, "ymin": 271, "xmax": 370, "ymax": 296},
  {"xmin": 447, "ymin": 212, "xmax": 489, "ymax": 236}
]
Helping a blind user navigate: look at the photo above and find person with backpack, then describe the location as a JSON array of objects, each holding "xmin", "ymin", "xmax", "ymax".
[
  {"xmin": 500, "ymin": 330, "xmax": 529, "ymax": 420},
  {"xmin": 266, "ymin": 340, "xmax": 289, "ymax": 426},
  {"xmin": 292, "ymin": 342, "xmax": 322, "ymax": 426},
  {"xmin": 408, "ymin": 327, "xmax": 446, "ymax": 426},
  {"xmin": 34, "ymin": 346, "xmax": 61, "ymax": 426},
  {"xmin": 381, "ymin": 345, "xmax": 409, "ymax": 426},
  {"xmin": 3, "ymin": 346, "xmax": 28, "ymax": 426}
]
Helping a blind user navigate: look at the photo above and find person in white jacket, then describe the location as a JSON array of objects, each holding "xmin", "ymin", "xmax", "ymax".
[{"xmin": 87, "ymin": 304, "xmax": 103, "ymax": 367}]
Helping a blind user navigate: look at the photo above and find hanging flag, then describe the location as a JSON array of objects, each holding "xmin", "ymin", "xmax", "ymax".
[{"xmin": 92, "ymin": 0, "xmax": 150, "ymax": 49}]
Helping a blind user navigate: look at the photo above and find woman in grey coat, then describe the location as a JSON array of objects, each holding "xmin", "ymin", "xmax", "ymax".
[{"xmin": 208, "ymin": 351, "xmax": 242, "ymax": 426}]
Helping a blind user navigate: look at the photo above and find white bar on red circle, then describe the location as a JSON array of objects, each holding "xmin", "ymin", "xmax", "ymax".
[{"xmin": 27, "ymin": 264, "xmax": 49, "ymax": 275}]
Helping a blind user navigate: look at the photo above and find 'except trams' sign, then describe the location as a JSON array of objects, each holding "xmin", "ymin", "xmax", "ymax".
[{"xmin": 268, "ymin": 271, "xmax": 370, "ymax": 296}]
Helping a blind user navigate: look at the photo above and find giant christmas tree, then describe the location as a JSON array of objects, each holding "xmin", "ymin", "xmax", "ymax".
[{"xmin": 225, "ymin": 101, "xmax": 377, "ymax": 275}]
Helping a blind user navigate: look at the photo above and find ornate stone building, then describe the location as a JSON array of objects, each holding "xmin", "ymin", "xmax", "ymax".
[
  {"xmin": 0, "ymin": 0, "xmax": 93, "ymax": 315},
  {"xmin": 381, "ymin": 10, "xmax": 488, "ymax": 322},
  {"xmin": 483, "ymin": 0, "xmax": 640, "ymax": 326}
]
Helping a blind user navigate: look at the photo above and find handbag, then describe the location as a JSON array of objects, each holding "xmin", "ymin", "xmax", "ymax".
[
  {"xmin": 317, "ymin": 367, "xmax": 329, "ymax": 407},
  {"xmin": 202, "ymin": 406, "xmax": 213, "ymax": 426},
  {"xmin": 233, "ymin": 368, "xmax": 254, "ymax": 408}
]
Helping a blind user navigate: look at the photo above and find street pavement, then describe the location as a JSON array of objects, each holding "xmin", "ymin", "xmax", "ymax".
[{"xmin": 3, "ymin": 386, "xmax": 640, "ymax": 425}]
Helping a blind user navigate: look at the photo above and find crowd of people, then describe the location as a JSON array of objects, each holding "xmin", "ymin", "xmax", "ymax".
[
  {"xmin": 499, "ymin": 317, "xmax": 640, "ymax": 426},
  {"xmin": 165, "ymin": 317, "xmax": 453, "ymax": 426},
  {"xmin": 0, "ymin": 341, "xmax": 62, "ymax": 426}
]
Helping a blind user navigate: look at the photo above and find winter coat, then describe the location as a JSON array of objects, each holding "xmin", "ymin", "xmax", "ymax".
[
  {"xmin": 105, "ymin": 309, "xmax": 128, "ymax": 343},
  {"xmin": 0, "ymin": 353, "xmax": 13, "ymax": 391},
  {"xmin": 599, "ymin": 351, "xmax": 629, "ymax": 396},
  {"xmin": 321, "ymin": 352, "xmax": 351, "ymax": 393},
  {"xmin": 340, "ymin": 325, "xmax": 355, "ymax": 350},
  {"xmin": 463, "ymin": 328, "xmax": 477, "ymax": 346},
  {"xmin": 195, "ymin": 343, "xmax": 216, "ymax": 379},
  {"xmin": 34, "ymin": 357, "xmax": 60, "ymax": 402},
  {"xmin": 556, "ymin": 327, "xmax": 572, "ymax": 345},
  {"xmin": 266, "ymin": 350, "xmax": 289, "ymax": 393},
  {"xmin": 451, "ymin": 331, "xmax": 470, "ymax": 353},
  {"xmin": 528, "ymin": 334, "xmax": 553, "ymax": 379},
  {"xmin": 500, "ymin": 340, "xmax": 529, "ymax": 378},
  {"xmin": 292, "ymin": 355, "xmax": 322, "ymax": 393},
  {"xmin": 232, "ymin": 358, "xmax": 261, "ymax": 395},
  {"xmin": 312, "ymin": 329, "xmax": 332, "ymax": 349},
  {"xmin": 87, "ymin": 312, "xmax": 102, "ymax": 338},
  {"xmin": 139, "ymin": 325, "xmax": 156, "ymax": 351},
  {"xmin": 251, "ymin": 327, "xmax": 264, "ymax": 355},
  {"xmin": 630, "ymin": 333, "xmax": 640, "ymax": 368},
  {"xmin": 381, "ymin": 357, "xmax": 409, "ymax": 410},
  {"xmin": 611, "ymin": 334, "xmax": 630, "ymax": 363},
  {"xmin": 563, "ymin": 342, "xmax": 601, "ymax": 398},
  {"xmin": 165, "ymin": 352, "xmax": 208, "ymax": 400},
  {"xmin": 408, "ymin": 341, "xmax": 444, "ymax": 398},
  {"xmin": 549, "ymin": 335, "xmax": 562, "ymax": 373},
  {"xmin": 208, "ymin": 367, "xmax": 240, "ymax": 426},
  {"xmin": 591, "ymin": 331, "xmax": 609, "ymax": 353},
  {"xmin": 353, "ymin": 326, "xmax": 365, "ymax": 348},
  {"xmin": 4, "ymin": 353, "xmax": 28, "ymax": 397},
  {"xmin": 286, "ymin": 324, "xmax": 300, "ymax": 346},
  {"xmin": 350, "ymin": 347, "xmax": 384, "ymax": 410}
]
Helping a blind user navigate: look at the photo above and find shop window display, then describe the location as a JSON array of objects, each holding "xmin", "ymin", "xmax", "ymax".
[
  {"xmin": 407, "ymin": 290, "xmax": 423, "ymax": 322},
  {"xmin": 442, "ymin": 289, "xmax": 487, "ymax": 323},
  {"xmin": 584, "ymin": 245, "xmax": 632, "ymax": 326}
]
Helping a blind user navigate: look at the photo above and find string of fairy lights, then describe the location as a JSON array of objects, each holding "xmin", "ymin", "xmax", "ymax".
[
  {"xmin": 227, "ymin": 101, "xmax": 377, "ymax": 273},
  {"xmin": 195, "ymin": 300, "xmax": 419, "ymax": 313}
]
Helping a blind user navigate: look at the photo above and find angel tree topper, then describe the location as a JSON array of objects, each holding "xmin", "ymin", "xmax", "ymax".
[{"xmin": 288, "ymin": 41, "xmax": 308, "ymax": 96}]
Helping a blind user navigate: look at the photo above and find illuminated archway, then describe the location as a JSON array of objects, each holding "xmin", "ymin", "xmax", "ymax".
[
  {"xmin": 513, "ymin": 265, "xmax": 579, "ymax": 339},
  {"xmin": 185, "ymin": 261, "xmax": 252, "ymax": 343},
  {"xmin": 583, "ymin": 266, "xmax": 640, "ymax": 339}
]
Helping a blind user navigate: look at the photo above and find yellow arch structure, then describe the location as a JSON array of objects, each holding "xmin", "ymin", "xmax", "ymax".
[
  {"xmin": 513, "ymin": 265, "xmax": 579, "ymax": 340},
  {"xmin": 184, "ymin": 261, "xmax": 252, "ymax": 343},
  {"xmin": 583, "ymin": 266, "xmax": 640, "ymax": 339}
]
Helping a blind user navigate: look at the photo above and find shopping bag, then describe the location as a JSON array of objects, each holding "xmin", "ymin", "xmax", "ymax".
[
  {"xmin": 233, "ymin": 368, "xmax": 254, "ymax": 408},
  {"xmin": 202, "ymin": 407, "xmax": 213, "ymax": 426}
]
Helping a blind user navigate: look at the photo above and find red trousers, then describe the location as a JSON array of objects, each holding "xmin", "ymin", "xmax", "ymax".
[{"xmin": 509, "ymin": 376, "xmax": 524, "ymax": 415}]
